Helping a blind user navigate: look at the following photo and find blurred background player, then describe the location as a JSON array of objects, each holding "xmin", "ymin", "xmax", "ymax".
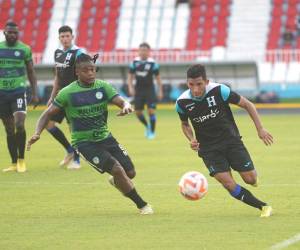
[
  {"xmin": 176, "ymin": 64, "xmax": 273, "ymax": 217},
  {"xmin": 46, "ymin": 25, "xmax": 85, "ymax": 170},
  {"xmin": 27, "ymin": 54, "xmax": 153, "ymax": 215},
  {"xmin": 127, "ymin": 42, "xmax": 163, "ymax": 139},
  {"xmin": 0, "ymin": 21, "xmax": 39, "ymax": 173}
]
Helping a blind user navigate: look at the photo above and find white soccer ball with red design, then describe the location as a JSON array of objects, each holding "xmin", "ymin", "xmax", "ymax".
[{"xmin": 179, "ymin": 171, "xmax": 208, "ymax": 200}]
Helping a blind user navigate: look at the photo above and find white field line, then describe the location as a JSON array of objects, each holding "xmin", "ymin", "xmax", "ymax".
[
  {"xmin": 270, "ymin": 233, "xmax": 300, "ymax": 250},
  {"xmin": 0, "ymin": 182, "xmax": 299, "ymax": 187}
]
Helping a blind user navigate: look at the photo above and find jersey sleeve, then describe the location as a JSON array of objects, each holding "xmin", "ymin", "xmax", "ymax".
[
  {"xmin": 104, "ymin": 82, "xmax": 119, "ymax": 101},
  {"xmin": 24, "ymin": 46, "xmax": 33, "ymax": 62},
  {"xmin": 175, "ymin": 101, "xmax": 188, "ymax": 121},
  {"xmin": 75, "ymin": 48, "xmax": 87, "ymax": 58},
  {"xmin": 153, "ymin": 62, "xmax": 160, "ymax": 76},
  {"xmin": 53, "ymin": 89, "xmax": 67, "ymax": 109},
  {"xmin": 220, "ymin": 84, "xmax": 241, "ymax": 104},
  {"xmin": 129, "ymin": 62, "xmax": 136, "ymax": 74}
]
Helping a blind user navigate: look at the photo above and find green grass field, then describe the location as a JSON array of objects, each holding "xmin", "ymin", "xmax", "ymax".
[{"xmin": 0, "ymin": 108, "xmax": 299, "ymax": 250}]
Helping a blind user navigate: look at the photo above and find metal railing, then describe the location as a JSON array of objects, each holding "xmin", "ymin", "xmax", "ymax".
[{"xmin": 32, "ymin": 49, "xmax": 300, "ymax": 65}]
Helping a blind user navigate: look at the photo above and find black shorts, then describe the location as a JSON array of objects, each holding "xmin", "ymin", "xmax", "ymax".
[
  {"xmin": 199, "ymin": 139, "xmax": 255, "ymax": 177},
  {"xmin": 134, "ymin": 91, "xmax": 157, "ymax": 110},
  {"xmin": 77, "ymin": 136, "xmax": 135, "ymax": 174},
  {"xmin": 0, "ymin": 92, "xmax": 27, "ymax": 118}
]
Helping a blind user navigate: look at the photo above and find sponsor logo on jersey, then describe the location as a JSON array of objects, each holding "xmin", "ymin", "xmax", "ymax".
[
  {"xmin": 95, "ymin": 92, "xmax": 103, "ymax": 100},
  {"xmin": 14, "ymin": 51, "xmax": 20, "ymax": 57},
  {"xmin": 92, "ymin": 157, "xmax": 100, "ymax": 164},
  {"xmin": 192, "ymin": 109, "xmax": 220, "ymax": 123},
  {"xmin": 185, "ymin": 103, "xmax": 195, "ymax": 111},
  {"xmin": 206, "ymin": 96, "xmax": 217, "ymax": 107},
  {"xmin": 136, "ymin": 71, "xmax": 148, "ymax": 77}
]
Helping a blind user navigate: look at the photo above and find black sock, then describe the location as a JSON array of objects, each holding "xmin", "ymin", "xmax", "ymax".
[
  {"xmin": 74, "ymin": 150, "xmax": 80, "ymax": 163},
  {"xmin": 16, "ymin": 130, "xmax": 26, "ymax": 159},
  {"xmin": 125, "ymin": 188, "xmax": 147, "ymax": 209},
  {"xmin": 47, "ymin": 126, "xmax": 73, "ymax": 152},
  {"xmin": 137, "ymin": 114, "xmax": 148, "ymax": 127},
  {"xmin": 7, "ymin": 135, "xmax": 18, "ymax": 164},
  {"xmin": 230, "ymin": 184, "xmax": 267, "ymax": 210},
  {"xmin": 149, "ymin": 114, "xmax": 156, "ymax": 133}
]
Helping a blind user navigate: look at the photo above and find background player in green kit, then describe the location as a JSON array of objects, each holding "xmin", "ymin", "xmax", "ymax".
[
  {"xmin": 0, "ymin": 22, "xmax": 39, "ymax": 173},
  {"xmin": 176, "ymin": 64, "xmax": 273, "ymax": 217},
  {"xmin": 27, "ymin": 54, "xmax": 153, "ymax": 215}
]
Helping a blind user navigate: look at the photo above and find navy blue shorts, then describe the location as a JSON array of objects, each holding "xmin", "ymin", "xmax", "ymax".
[
  {"xmin": 77, "ymin": 136, "xmax": 135, "ymax": 174},
  {"xmin": 199, "ymin": 139, "xmax": 255, "ymax": 177}
]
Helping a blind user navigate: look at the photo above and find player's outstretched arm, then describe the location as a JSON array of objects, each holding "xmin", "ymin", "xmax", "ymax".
[
  {"xmin": 127, "ymin": 73, "xmax": 135, "ymax": 97},
  {"xmin": 181, "ymin": 120, "xmax": 199, "ymax": 151},
  {"xmin": 237, "ymin": 96, "xmax": 273, "ymax": 146},
  {"xmin": 155, "ymin": 75, "xmax": 163, "ymax": 101},
  {"xmin": 111, "ymin": 95, "xmax": 134, "ymax": 116},
  {"xmin": 27, "ymin": 104, "xmax": 61, "ymax": 150},
  {"xmin": 47, "ymin": 68, "xmax": 60, "ymax": 106}
]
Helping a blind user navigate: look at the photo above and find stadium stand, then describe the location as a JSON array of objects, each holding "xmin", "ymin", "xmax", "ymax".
[
  {"xmin": 1, "ymin": 0, "xmax": 300, "ymax": 91},
  {"xmin": 0, "ymin": 0, "xmax": 53, "ymax": 54},
  {"xmin": 267, "ymin": 0, "xmax": 300, "ymax": 50},
  {"xmin": 76, "ymin": 0, "xmax": 121, "ymax": 52},
  {"xmin": 186, "ymin": 0, "xmax": 231, "ymax": 50},
  {"xmin": 116, "ymin": 0, "xmax": 189, "ymax": 49}
]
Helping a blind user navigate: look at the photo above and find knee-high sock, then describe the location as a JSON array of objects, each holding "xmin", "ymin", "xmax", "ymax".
[
  {"xmin": 7, "ymin": 135, "xmax": 18, "ymax": 164},
  {"xmin": 230, "ymin": 184, "xmax": 267, "ymax": 210},
  {"xmin": 16, "ymin": 130, "xmax": 26, "ymax": 159},
  {"xmin": 47, "ymin": 126, "xmax": 73, "ymax": 153},
  {"xmin": 125, "ymin": 188, "xmax": 147, "ymax": 209},
  {"xmin": 137, "ymin": 114, "xmax": 148, "ymax": 127},
  {"xmin": 149, "ymin": 114, "xmax": 156, "ymax": 133}
]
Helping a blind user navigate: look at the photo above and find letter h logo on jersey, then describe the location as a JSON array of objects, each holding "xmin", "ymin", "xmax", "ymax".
[{"xmin": 206, "ymin": 96, "xmax": 217, "ymax": 107}]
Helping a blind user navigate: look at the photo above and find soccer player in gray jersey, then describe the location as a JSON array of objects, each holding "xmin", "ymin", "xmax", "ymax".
[
  {"xmin": 27, "ymin": 54, "xmax": 153, "ymax": 215},
  {"xmin": 176, "ymin": 64, "xmax": 273, "ymax": 217},
  {"xmin": 127, "ymin": 43, "xmax": 163, "ymax": 139},
  {"xmin": 46, "ymin": 26, "xmax": 84, "ymax": 169}
]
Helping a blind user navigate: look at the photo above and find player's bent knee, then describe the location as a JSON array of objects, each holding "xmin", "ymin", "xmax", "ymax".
[
  {"xmin": 126, "ymin": 170, "xmax": 136, "ymax": 179},
  {"xmin": 222, "ymin": 181, "xmax": 236, "ymax": 192},
  {"xmin": 110, "ymin": 164, "xmax": 126, "ymax": 178},
  {"xmin": 244, "ymin": 176, "xmax": 257, "ymax": 185},
  {"xmin": 15, "ymin": 123, "xmax": 25, "ymax": 133}
]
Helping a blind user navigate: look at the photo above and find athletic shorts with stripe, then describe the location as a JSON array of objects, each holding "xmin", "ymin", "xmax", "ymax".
[{"xmin": 77, "ymin": 136, "xmax": 135, "ymax": 174}]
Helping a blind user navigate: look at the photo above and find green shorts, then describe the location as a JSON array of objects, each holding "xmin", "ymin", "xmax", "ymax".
[{"xmin": 199, "ymin": 139, "xmax": 255, "ymax": 177}]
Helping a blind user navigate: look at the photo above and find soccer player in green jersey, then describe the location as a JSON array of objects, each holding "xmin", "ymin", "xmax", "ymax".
[
  {"xmin": 27, "ymin": 54, "xmax": 153, "ymax": 214},
  {"xmin": 0, "ymin": 21, "xmax": 39, "ymax": 173}
]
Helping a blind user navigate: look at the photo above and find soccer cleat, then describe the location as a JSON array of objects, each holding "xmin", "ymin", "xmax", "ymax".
[
  {"xmin": 144, "ymin": 126, "xmax": 151, "ymax": 138},
  {"xmin": 2, "ymin": 164, "xmax": 17, "ymax": 172},
  {"xmin": 66, "ymin": 160, "xmax": 81, "ymax": 170},
  {"xmin": 17, "ymin": 159, "xmax": 26, "ymax": 173},
  {"xmin": 59, "ymin": 152, "xmax": 74, "ymax": 167},
  {"xmin": 260, "ymin": 205, "xmax": 273, "ymax": 218},
  {"xmin": 139, "ymin": 204, "xmax": 154, "ymax": 215},
  {"xmin": 147, "ymin": 132, "xmax": 156, "ymax": 140}
]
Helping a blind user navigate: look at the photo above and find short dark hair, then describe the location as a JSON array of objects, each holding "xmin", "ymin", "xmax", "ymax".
[
  {"xmin": 75, "ymin": 53, "xmax": 93, "ymax": 67},
  {"xmin": 58, "ymin": 25, "xmax": 73, "ymax": 34},
  {"xmin": 187, "ymin": 64, "xmax": 207, "ymax": 80},
  {"xmin": 139, "ymin": 42, "xmax": 151, "ymax": 49},
  {"xmin": 5, "ymin": 21, "xmax": 18, "ymax": 28}
]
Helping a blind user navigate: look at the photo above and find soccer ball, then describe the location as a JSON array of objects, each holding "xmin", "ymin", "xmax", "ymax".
[{"xmin": 178, "ymin": 171, "xmax": 208, "ymax": 200}]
